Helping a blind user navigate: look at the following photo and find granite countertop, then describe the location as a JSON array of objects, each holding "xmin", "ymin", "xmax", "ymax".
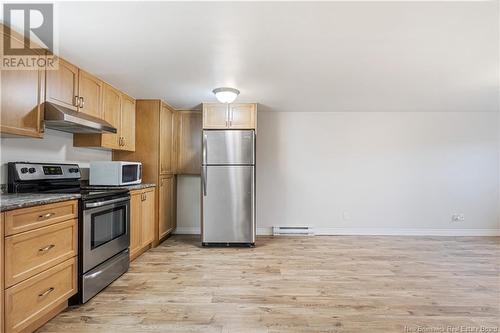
[
  {"xmin": 0, "ymin": 193, "xmax": 81, "ymax": 212},
  {"xmin": 81, "ymin": 183, "xmax": 157, "ymax": 191}
]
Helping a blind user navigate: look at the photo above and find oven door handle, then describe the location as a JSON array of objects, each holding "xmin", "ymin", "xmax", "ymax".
[{"xmin": 85, "ymin": 197, "xmax": 129, "ymax": 208}]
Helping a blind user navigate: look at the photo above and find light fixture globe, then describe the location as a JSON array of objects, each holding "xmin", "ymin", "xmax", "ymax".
[{"xmin": 213, "ymin": 87, "xmax": 240, "ymax": 104}]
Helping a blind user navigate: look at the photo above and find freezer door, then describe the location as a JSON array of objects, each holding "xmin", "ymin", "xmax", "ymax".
[
  {"xmin": 203, "ymin": 130, "xmax": 255, "ymax": 165},
  {"xmin": 202, "ymin": 165, "xmax": 255, "ymax": 243}
]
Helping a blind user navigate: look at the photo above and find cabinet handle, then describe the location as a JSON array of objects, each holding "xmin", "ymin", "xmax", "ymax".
[
  {"xmin": 38, "ymin": 287, "xmax": 55, "ymax": 298},
  {"xmin": 39, "ymin": 244, "xmax": 55, "ymax": 252},
  {"xmin": 79, "ymin": 97, "xmax": 84, "ymax": 108},
  {"xmin": 122, "ymin": 137, "xmax": 126, "ymax": 147},
  {"xmin": 38, "ymin": 212, "xmax": 55, "ymax": 220},
  {"xmin": 74, "ymin": 96, "xmax": 80, "ymax": 107}
]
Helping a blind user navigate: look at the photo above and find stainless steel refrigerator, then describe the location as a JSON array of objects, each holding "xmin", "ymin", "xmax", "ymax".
[{"xmin": 201, "ymin": 130, "xmax": 256, "ymax": 246}]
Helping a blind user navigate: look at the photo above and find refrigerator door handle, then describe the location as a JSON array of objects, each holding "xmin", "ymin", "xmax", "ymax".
[
  {"xmin": 203, "ymin": 165, "xmax": 207, "ymax": 196},
  {"xmin": 202, "ymin": 133, "xmax": 208, "ymax": 196}
]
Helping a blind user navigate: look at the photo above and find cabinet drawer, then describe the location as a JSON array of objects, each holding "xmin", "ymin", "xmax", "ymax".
[
  {"xmin": 5, "ymin": 257, "xmax": 77, "ymax": 333},
  {"xmin": 4, "ymin": 200, "xmax": 78, "ymax": 236},
  {"xmin": 5, "ymin": 219, "xmax": 78, "ymax": 287}
]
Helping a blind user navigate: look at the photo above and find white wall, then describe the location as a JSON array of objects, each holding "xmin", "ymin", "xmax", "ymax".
[
  {"xmin": 0, "ymin": 129, "xmax": 111, "ymax": 183},
  {"xmin": 176, "ymin": 111, "xmax": 500, "ymax": 236}
]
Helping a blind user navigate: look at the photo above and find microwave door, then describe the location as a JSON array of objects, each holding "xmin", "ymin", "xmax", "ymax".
[{"xmin": 121, "ymin": 164, "xmax": 141, "ymax": 184}]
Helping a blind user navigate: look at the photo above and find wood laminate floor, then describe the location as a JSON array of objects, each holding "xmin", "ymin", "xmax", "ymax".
[{"xmin": 38, "ymin": 235, "xmax": 499, "ymax": 333}]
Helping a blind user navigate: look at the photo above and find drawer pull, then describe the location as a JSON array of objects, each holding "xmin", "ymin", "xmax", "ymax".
[
  {"xmin": 38, "ymin": 212, "xmax": 55, "ymax": 220},
  {"xmin": 38, "ymin": 244, "xmax": 55, "ymax": 252},
  {"xmin": 38, "ymin": 287, "xmax": 54, "ymax": 297}
]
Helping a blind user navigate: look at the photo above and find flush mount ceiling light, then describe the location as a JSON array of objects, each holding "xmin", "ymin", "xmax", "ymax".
[{"xmin": 213, "ymin": 87, "xmax": 240, "ymax": 104}]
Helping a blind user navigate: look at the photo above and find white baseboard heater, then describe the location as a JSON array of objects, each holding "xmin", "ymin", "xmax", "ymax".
[{"xmin": 272, "ymin": 226, "xmax": 315, "ymax": 236}]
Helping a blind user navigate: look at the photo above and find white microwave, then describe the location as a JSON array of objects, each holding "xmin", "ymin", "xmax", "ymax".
[{"xmin": 90, "ymin": 161, "xmax": 142, "ymax": 186}]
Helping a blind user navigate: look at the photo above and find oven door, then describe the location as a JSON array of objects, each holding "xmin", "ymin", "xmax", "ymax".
[{"xmin": 82, "ymin": 196, "xmax": 130, "ymax": 273}]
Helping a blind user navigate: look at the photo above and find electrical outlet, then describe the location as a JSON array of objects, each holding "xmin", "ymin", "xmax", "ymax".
[
  {"xmin": 342, "ymin": 211, "xmax": 351, "ymax": 221},
  {"xmin": 452, "ymin": 213, "xmax": 465, "ymax": 222}
]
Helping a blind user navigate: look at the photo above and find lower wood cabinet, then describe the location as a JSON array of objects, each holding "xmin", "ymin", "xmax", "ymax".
[
  {"xmin": 130, "ymin": 187, "xmax": 156, "ymax": 261},
  {"xmin": 159, "ymin": 175, "xmax": 176, "ymax": 240},
  {"xmin": 5, "ymin": 258, "xmax": 77, "ymax": 333},
  {"xmin": 1, "ymin": 201, "xmax": 78, "ymax": 333}
]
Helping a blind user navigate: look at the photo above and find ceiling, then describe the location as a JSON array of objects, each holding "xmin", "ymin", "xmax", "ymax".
[{"xmin": 56, "ymin": 1, "xmax": 499, "ymax": 112}]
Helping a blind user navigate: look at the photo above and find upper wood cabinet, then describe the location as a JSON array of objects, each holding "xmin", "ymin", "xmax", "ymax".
[
  {"xmin": 160, "ymin": 103, "xmax": 174, "ymax": 175},
  {"xmin": 74, "ymin": 87, "xmax": 136, "ymax": 151},
  {"xmin": 0, "ymin": 28, "xmax": 45, "ymax": 138},
  {"xmin": 202, "ymin": 103, "xmax": 257, "ymax": 129},
  {"xmin": 177, "ymin": 111, "xmax": 202, "ymax": 175},
  {"xmin": 202, "ymin": 103, "xmax": 228, "ymax": 129},
  {"xmin": 120, "ymin": 94, "xmax": 136, "ymax": 151},
  {"xmin": 229, "ymin": 103, "xmax": 257, "ymax": 129},
  {"xmin": 100, "ymin": 84, "xmax": 121, "ymax": 149},
  {"xmin": 45, "ymin": 58, "xmax": 79, "ymax": 111},
  {"xmin": 77, "ymin": 69, "xmax": 103, "ymax": 119}
]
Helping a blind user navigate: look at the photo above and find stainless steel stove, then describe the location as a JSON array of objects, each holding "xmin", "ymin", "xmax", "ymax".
[{"xmin": 8, "ymin": 162, "xmax": 130, "ymax": 304}]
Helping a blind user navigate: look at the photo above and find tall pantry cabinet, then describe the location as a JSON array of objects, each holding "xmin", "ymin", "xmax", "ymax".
[{"xmin": 113, "ymin": 100, "xmax": 177, "ymax": 245}]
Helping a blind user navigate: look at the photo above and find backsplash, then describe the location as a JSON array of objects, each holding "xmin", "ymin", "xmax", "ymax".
[{"xmin": 0, "ymin": 129, "xmax": 111, "ymax": 185}]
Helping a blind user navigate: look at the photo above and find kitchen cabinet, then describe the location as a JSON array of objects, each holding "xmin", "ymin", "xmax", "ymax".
[
  {"xmin": 202, "ymin": 103, "xmax": 228, "ymax": 129},
  {"xmin": 45, "ymin": 57, "xmax": 79, "ymax": 111},
  {"xmin": 100, "ymin": 84, "xmax": 122, "ymax": 148},
  {"xmin": 0, "ymin": 27, "xmax": 45, "ymax": 138},
  {"xmin": 160, "ymin": 103, "xmax": 174, "ymax": 175},
  {"xmin": 120, "ymin": 94, "xmax": 136, "ymax": 151},
  {"xmin": 177, "ymin": 111, "xmax": 202, "ymax": 175},
  {"xmin": 1, "ymin": 200, "xmax": 78, "ymax": 333},
  {"xmin": 74, "ymin": 88, "xmax": 136, "ymax": 151},
  {"xmin": 159, "ymin": 175, "xmax": 175, "ymax": 239},
  {"xmin": 202, "ymin": 103, "xmax": 257, "ymax": 129},
  {"xmin": 229, "ymin": 103, "xmax": 257, "ymax": 129},
  {"xmin": 130, "ymin": 187, "xmax": 156, "ymax": 261},
  {"xmin": 113, "ymin": 100, "xmax": 177, "ymax": 245},
  {"xmin": 1, "ymin": 213, "xmax": 4, "ymax": 333},
  {"xmin": 77, "ymin": 69, "xmax": 103, "ymax": 119}
]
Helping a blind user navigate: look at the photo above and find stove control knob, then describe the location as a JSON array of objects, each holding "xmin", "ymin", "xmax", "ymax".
[
  {"xmin": 20, "ymin": 167, "xmax": 28, "ymax": 174},
  {"xmin": 69, "ymin": 168, "xmax": 79, "ymax": 173},
  {"xmin": 28, "ymin": 167, "xmax": 36, "ymax": 174}
]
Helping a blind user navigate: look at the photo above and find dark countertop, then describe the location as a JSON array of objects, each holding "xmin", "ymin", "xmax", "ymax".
[
  {"xmin": 0, "ymin": 183, "xmax": 156, "ymax": 212},
  {"xmin": 81, "ymin": 183, "xmax": 157, "ymax": 191},
  {"xmin": 0, "ymin": 193, "xmax": 81, "ymax": 212}
]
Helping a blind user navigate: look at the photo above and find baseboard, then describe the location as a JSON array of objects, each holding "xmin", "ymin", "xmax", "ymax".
[
  {"xmin": 174, "ymin": 226, "xmax": 500, "ymax": 236},
  {"xmin": 258, "ymin": 227, "xmax": 500, "ymax": 236},
  {"xmin": 173, "ymin": 227, "xmax": 201, "ymax": 235}
]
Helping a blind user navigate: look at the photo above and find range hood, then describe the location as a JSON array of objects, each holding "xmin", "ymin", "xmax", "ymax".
[{"xmin": 44, "ymin": 102, "xmax": 117, "ymax": 134}]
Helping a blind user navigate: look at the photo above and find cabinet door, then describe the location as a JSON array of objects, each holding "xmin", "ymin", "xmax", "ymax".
[
  {"xmin": 229, "ymin": 103, "xmax": 257, "ymax": 129},
  {"xmin": 160, "ymin": 104, "xmax": 173, "ymax": 174},
  {"xmin": 120, "ymin": 93, "xmax": 136, "ymax": 151},
  {"xmin": 141, "ymin": 188, "xmax": 155, "ymax": 247},
  {"xmin": 202, "ymin": 103, "xmax": 228, "ymax": 129},
  {"xmin": 0, "ymin": 31, "xmax": 44, "ymax": 138},
  {"xmin": 158, "ymin": 175, "xmax": 173, "ymax": 239},
  {"xmin": 178, "ymin": 111, "xmax": 202, "ymax": 174},
  {"xmin": 101, "ymin": 84, "xmax": 121, "ymax": 149},
  {"xmin": 45, "ymin": 58, "xmax": 79, "ymax": 111},
  {"xmin": 1, "ymin": 213, "xmax": 4, "ymax": 333},
  {"xmin": 78, "ymin": 69, "xmax": 103, "ymax": 119},
  {"xmin": 129, "ymin": 190, "xmax": 142, "ymax": 259}
]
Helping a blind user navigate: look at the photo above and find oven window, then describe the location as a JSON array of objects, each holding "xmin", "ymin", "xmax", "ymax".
[
  {"xmin": 122, "ymin": 165, "xmax": 138, "ymax": 183},
  {"xmin": 91, "ymin": 206, "xmax": 126, "ymax": 249}
]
